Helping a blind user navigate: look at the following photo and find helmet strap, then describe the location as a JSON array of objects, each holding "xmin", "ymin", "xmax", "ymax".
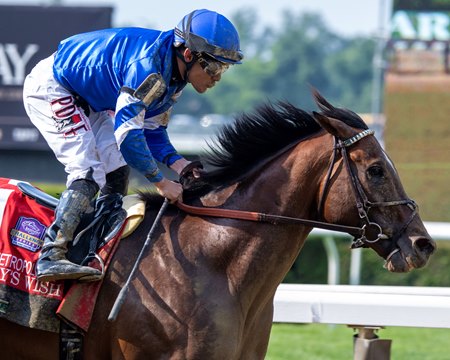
[{"xmin": 175, "ymin": 47, "xmax": 198, "ymax": 81}]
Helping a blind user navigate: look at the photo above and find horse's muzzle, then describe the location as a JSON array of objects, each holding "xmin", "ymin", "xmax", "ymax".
[{"xmin": 384, "ymin": 235, "xmax": 436, "ymax": 273}]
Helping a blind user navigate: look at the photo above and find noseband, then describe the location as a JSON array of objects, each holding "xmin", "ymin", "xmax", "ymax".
[
  {"xmin": 318, "ymin": 130, "xmax": 418, "ymax": 256},
  {"xmin": 177, "ymin": 129, "xmax": 417, "ymax": 258}
]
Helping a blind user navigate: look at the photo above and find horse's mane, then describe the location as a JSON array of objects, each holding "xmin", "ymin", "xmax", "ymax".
[
  {"xmin": 188, "ymin": 90, "xmax": 367, "ymax": 191},
  {"xmin": 133, "ymin": 91, "xmax": 369, "ymax": 205},
  {"xmin": 201, "ymin": 102, "xmax": 319, "ymax": 185}
]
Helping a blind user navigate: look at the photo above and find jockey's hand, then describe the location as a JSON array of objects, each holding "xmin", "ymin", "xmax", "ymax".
[
  {"xmin": 179, "ymin": 160, "xmax": 203, "ymax": 179},
  {"xmin": 178, "ymin": 160, "xmax": 204, "ymax": 190},
  {"xmin": 171, "ymin": 158, "xmax": 202, "ymax": 177},
  {"xmin": 170, "ymin": 158, "xmax": 191, "ymax": 175},
  {"xmin": 154, "ymin": 178, "xmax": 183, "ymax": 203}
]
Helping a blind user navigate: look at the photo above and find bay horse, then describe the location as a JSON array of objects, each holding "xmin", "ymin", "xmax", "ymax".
[{"xmin": 0, "ymin": 91, "xmax": 435, "ymax": 359}]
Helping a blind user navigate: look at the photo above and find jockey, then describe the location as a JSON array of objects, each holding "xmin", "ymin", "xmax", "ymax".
[{"xmin": 23, "ymin": 9, "xmax": 243, "ymax": 283}]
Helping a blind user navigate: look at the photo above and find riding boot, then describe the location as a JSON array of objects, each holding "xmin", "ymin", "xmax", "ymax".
[
  {"xmin": 101, "ymin": 165, "xmax": 130, "ymax": 196},
  {"xmin": 36, "ymin": 189, "xmax": 103, "ymax": 283}
]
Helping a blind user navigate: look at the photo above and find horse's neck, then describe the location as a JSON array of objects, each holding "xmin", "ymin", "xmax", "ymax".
[
  {"xmin": 200, "ymin": 141, "xmax": 326, "ymax": 217},
  {"xmin": 197, "ymin": 140, "xmax": 329, "ymax": 301}
]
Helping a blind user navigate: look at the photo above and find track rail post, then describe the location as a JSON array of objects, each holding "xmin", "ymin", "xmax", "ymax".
[{"xmin": 349, "ymin": 325, "xmax": 392, "ymax": 360}]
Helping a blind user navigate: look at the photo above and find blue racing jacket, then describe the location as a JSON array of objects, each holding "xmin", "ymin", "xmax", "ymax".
[{"xmin": 53, "ymin": 28, "xmax": 187, "ymax": 182}]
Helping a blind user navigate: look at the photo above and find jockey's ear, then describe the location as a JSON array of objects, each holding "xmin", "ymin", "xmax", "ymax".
[{"xmin": 183, "ymin": 48, "xmax": 194, "ymax": 62}]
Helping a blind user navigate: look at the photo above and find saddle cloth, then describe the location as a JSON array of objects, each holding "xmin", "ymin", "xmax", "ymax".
[
  {"xmin": 0, "ymin": 178, "xmax": 145, "ymax": 332},
  {"xmin": 57, "ymin": 194, "xmax": 146, "ymax": 332}
]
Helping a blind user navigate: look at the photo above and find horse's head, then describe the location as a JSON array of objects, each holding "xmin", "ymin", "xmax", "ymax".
[
  {"xmin": 189, "ymin": 89, "xmax": 435, "ymax": 273},
  {"xmin": 312, "ymin": 93, "xmax": 436, "ymax": 272}
]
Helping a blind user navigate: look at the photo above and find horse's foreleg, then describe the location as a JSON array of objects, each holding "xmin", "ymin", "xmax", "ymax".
[{"xmin": 238, "ymin": 303, "xmax": 274, "ymax": 360}]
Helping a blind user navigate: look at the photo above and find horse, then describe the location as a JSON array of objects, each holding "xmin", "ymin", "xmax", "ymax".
[{"xmin": 0, "ymin": 90, "xmax": 435, "ymax": 359}]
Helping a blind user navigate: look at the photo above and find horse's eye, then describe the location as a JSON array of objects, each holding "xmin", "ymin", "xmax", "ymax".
[{"xmin": 367, "ymin": 165, "xmax": 384, "ymax": 179}]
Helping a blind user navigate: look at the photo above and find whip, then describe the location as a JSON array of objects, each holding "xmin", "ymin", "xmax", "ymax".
[{"xmin": 108, "ymin": 198, "xmax": 169, "ymax": 322}]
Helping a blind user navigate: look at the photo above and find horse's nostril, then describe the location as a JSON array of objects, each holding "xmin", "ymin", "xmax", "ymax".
[{"xmin": 415, "ymin": 237, "xmax": 436, "ymax": 255}]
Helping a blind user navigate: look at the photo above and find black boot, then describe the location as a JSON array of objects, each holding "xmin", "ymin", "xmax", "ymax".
[
  {"xmin": 37, "ymin": 189, "xmax": 103, "ymax": 282},
  {"xmin": 101, "ymin": 165, "xmax": 130, "ymax": 196}
]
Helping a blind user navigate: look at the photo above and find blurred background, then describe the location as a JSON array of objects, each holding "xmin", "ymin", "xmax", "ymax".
[{"xmin": 0, "ymin": 0, "xmax": 449, "ymax": 285}]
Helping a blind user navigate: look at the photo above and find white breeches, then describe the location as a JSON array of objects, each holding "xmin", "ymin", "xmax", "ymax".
[{"xmin": 22, "ymin": 55, "xmax": 126, "ymax": 189}]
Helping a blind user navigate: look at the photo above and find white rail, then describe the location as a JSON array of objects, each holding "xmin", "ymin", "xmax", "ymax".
[{"xmin": 273, "ymin": 284, "xmax": 450, "ymax": 329}]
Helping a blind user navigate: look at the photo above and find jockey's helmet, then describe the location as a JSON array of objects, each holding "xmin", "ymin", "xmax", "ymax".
[{"xmin": 174, "ymin": 9, "xmax": 243, "ymax": 64}]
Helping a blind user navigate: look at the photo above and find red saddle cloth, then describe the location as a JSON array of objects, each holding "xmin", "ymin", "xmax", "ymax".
[
  {"xmin": 0, "ymin": 178, "xmax": 61, "ymax": 331},
  {"xmin": 0, "ymin": 178, "xmax": 124, "ymax": 333},
  {"xmin": 56, "ymin": 233, "xmax": 122, "ymax": 332}
]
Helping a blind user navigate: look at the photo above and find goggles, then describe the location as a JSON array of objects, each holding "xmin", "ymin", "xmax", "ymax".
[{"xmin": 197, "ymin": 54, "xmax": 230, "ymax": 77}]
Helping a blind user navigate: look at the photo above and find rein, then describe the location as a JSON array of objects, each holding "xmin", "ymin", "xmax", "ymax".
[
  {"xmin": 177, "ymin": 129, "xmax": 417, "ymax": 251},
  {"xmin": 176, "ymin": 201, "xmax": 364, "ymax": 236}
]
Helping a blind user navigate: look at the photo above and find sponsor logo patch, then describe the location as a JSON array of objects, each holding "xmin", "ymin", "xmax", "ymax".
[{"xmin": 10, "ymin": 217, "xmax": 46, "ymax": 252}]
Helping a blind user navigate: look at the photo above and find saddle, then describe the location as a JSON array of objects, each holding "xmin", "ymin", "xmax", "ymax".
[{"xmin": 17, "ymin": 181, "xmax": 127, "ymax": 269}]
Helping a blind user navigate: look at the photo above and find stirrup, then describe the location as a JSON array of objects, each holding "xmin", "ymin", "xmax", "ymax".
[{"xmin": 80, "ymin": 253, "xmax": 105, "ymax": 282}]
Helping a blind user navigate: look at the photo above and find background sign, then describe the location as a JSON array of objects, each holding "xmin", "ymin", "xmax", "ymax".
[
  {"xmin": 0, "ymin": 5, "xmax": 112, "ymax": 150},
  {"xmin": 391, "ymin": 0, "xmax": 450, "ymax": 41},
  {"xmin": 393, "ymin": 0, "xmax": 450, "ymax": 12}
]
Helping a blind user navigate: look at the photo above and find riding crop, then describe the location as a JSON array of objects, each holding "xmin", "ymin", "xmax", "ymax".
[{"xmin": 108, "ymin": 198, "xmax": 170, "ymax": 322}]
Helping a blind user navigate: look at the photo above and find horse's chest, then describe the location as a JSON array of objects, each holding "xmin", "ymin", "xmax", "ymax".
[{"xmin": 148, "ymin": 297, "xmax": 243, "ymax": 357}]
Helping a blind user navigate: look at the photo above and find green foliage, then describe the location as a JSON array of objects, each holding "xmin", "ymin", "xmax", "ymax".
[
  {"xmin": 324, "ymin": 38, "xmax": 375, "ymax": 112},
  {"xmin": 284, "ymin": 239, "xmax": 329, "ymax": 284},
  {"xmin": 174, "ymin": 9, "xmax": 376, "ymax": 117}
]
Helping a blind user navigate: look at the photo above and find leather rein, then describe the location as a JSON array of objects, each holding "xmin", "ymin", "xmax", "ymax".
[{"xmin": 177, "ymin": 129, "xmax": 417, "ymax": 251}]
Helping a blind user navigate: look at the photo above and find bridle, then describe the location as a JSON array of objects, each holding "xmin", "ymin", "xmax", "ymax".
[
  {"xmin": 317, "ymin": 130, "xmax": 418, "ymax": 258},
  {"xmin": 177, "ymin": 129, "xmax": 418, "ymax": 258}
]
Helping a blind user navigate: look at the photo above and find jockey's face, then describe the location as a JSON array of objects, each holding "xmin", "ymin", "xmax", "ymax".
[
  {"xmin": 188, "ymin": 61, "xmax": 222, "ymax": 93},
  {"xmin": 180, "ymin": 48, "xmax": 222, "ymax": 93}
]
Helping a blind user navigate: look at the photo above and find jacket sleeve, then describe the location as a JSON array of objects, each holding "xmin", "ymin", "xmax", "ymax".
[
  {"xmin": 143, "ymin": 125, "xmax": 182, "ymax": 166},
  {"xmin": 114, "ymin": 91, "xmax": 164, "ymax": 182},
  {"xmin": 143, "ymin": 108, "xmax": 182, "ymax": 166}
]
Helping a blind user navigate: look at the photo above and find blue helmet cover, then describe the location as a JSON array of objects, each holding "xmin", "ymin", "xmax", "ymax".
[{"xmin": 174, "ymin": 9, "xmax": 243, "ymax": 64}]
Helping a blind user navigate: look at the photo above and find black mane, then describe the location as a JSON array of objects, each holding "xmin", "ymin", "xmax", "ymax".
[{"xmin": 187, "ymin": 91, "xmax": 368, "ymax": 196}]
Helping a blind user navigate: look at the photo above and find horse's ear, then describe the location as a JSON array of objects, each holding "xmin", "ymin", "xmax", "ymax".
[{"xmin": 312, "ymin": 111, "xmax": 356, "ymax": 140}]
